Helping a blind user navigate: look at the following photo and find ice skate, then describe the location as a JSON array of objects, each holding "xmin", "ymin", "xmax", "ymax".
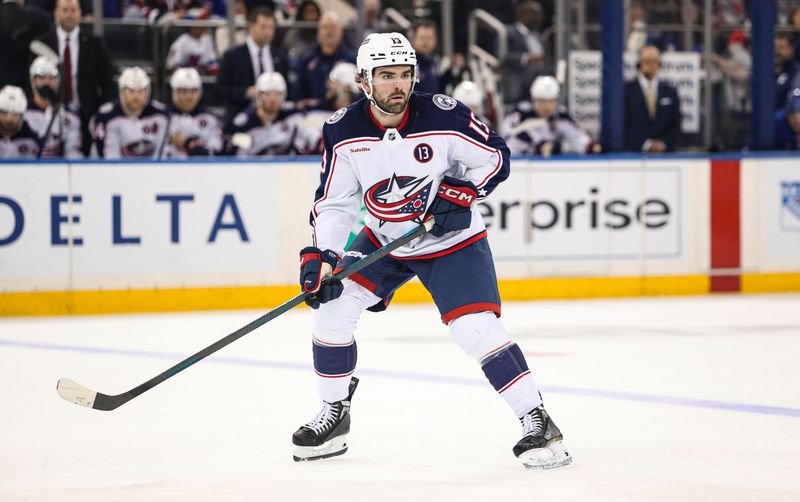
[
  {"xmin": 513, "ymin": 406, "xmax": 572, "ymax": 470},
  {"xmin": 292, "ymin": 377, "xmax": 359, "ymax": 462}
]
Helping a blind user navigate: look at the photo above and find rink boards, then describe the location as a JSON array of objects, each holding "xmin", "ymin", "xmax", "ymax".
[{"xmin": 1, "ymin": 154, "xmax": 799, "ymax": 315}]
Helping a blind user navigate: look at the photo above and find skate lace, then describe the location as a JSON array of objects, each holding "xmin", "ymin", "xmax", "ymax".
[
  {"xmin": 521, "ymin": 409, "xmax": 544, "ymax": 437},
  {"xmin": 305, "ymin": 401, "xmax": 342, "ymax": 434}
]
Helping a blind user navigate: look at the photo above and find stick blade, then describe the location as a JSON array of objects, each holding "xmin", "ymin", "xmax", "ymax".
[{"xmin": 57, "ymin": 378, "xmax": 98, "ymax": 408}]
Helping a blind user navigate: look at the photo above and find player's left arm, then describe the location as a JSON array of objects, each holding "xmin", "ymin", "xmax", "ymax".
[{"xmin": 448, "ymin": 103, "xmax": 511, "ymax": 200}]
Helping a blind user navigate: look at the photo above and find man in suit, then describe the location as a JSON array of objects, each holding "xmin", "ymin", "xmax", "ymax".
[
  {"xmin": 501, "ymin": 0, "xmax": 548, "ymax": 104},
  {"xmin": 36, "ymin": 0, "xmax": 115, "ymax": 156},
  {"xmin": 624, "ymin": 45, "xmax": 681, "ymax": 153},
  {"xmin": 216, "ymin": 7, "xmax": 288, "ymax": 127},
  {"xmin": 0, "ymin": 0, "xmax": 51, "ymax": 90}
]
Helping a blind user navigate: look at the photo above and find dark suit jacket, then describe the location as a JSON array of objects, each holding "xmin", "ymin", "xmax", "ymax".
[
  {"xmin": 0, "ymin": 3, "xmax": 51, "ymax": 90},
  {"xmin": 623, "ymin": 79, "xmax": 681, "ymax": 152},
  {"xmin": 216, "ymin": 43, "xmax": 288, "ymax": 126},
  {"xmin": 37, "ymin": 28, "xmax": 116, "ymax": 155},
  {"xmin": 501, "ymin": 23, "xmax": 548, "ymax": 104}
]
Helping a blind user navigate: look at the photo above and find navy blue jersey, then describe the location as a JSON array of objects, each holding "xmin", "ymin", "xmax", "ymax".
[{"xmin": 310, "ymin": 92, "xmax": 510, "ymax": 258}]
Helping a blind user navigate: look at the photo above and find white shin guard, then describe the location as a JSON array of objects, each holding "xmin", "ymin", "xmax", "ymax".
[
  {"xmin": 312, "ymin": 279, "xmax": 381, "ymax": 403},
  {"xmin": 449, "ymin": 312, "xmax": 543, "ymax": 416}
]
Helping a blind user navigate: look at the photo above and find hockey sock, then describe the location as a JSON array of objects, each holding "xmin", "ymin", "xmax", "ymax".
[
  {"xmin": 313, "ymin": 340, "xmax": 357, "ymax": 403},
  {"xmin": 480, "ymin": 343, "xmax": 542, "ymax": 417},
  {"xmin": 449, "ymin": 312, "xmax": 542, "ymax": 417}
]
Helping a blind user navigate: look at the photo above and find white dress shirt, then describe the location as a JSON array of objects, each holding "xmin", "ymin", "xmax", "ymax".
[
  {"xmin": 56, "ymin": 24, "xmax": 80, "ymax": 110},
  {"xmin": 246, "ymin": 36, "xmax": 274, "ymax": 81},
  {"xmin": 637, "ymin": 74, "xmax": 659, "ymax": 102}
]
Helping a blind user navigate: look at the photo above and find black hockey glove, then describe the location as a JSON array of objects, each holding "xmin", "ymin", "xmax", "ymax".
[
  {"xmin": 299, "ymin": 246, "xmax": 344, "ymax": 309},
  {"xmin": 427, "ymin": 176, "xmax": 479, "ymax": 237}
]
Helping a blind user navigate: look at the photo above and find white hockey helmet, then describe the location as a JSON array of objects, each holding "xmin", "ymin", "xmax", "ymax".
[
  {"xmin": 170, "ymin": 67, "xmax": 202, "ymax": 91},
  {"xmin": 0, "ymin": 85, "xmax": 27, "ymax": 114},
  {"xmin": 530, "ymin": 75, "xmax": 559, "ymax": 101},
  {"xmin": 356, "ymin": 32, "xmax": 417, "ymax": 114},
  {"xmin": 328, "ymin": 62, "xmax": 360, "ymax": 95},
  {"xmin": 255, "ymin": 71, "xmax": 287, "ymax": 95},
  {"xmin": 452, "ymin": 81, "xmax": 484, "ymax": 113},
  {"xmin": 119, "ymin": 66, "xmax": 151, "ymax": 92},
  {"xmin": 30, "ymin": 56, "xmax": 60, "ymax": 81}
]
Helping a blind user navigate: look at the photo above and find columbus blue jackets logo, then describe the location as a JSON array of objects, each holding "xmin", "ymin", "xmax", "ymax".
[
  {"xmin": 326, "ymin": 107, "xmax": 347, "ymax": 124},
  {"xmin": 122, "ymin": 140, "xmax": 157, "ymax": 157},
  {"xmin": 364, "ymin": 174, "xmax": 432, "ymax": 226},
  {"xmin": 433, "ymin": 94, "xmax": 457, "ymax": 110},
  {"xmin": 781, "ymin": 181, "xmax": 800, "ymax": 230}
]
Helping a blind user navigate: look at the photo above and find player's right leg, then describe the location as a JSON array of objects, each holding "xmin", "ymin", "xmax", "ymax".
[{"xmin": 292, "ymin": 279, "xmax": 379, "ymax": 461}]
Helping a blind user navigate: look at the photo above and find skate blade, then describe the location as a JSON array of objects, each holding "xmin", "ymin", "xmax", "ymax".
[
  {"xmin": 520, "ymin": 440, "xmax": 572, "ymax": 470},
  {"xmin": 293, "ymin": 435, "xmax": 348, "ymax": 462}
]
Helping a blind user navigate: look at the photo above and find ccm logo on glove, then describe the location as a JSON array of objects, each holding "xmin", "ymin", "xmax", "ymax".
[
  {"xmin": 438, "ymin": 183, "xmax": 477, "ymax": 207},
  {"xmin": 427, "ymin": 176, "xmax": 479, "ymax": 237}
]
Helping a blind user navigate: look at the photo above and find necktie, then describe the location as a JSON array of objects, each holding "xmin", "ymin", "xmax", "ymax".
[
  {"xmin": 257, "ymin": 47, "xmax": 265, "ymax": 76},
  {"xmin": 63, "ymin": 34, "xmax": 74, "ymax": 105},
  {"xmin": 645, "ymin": 81, "xmax": 656, "ymax": 119}
]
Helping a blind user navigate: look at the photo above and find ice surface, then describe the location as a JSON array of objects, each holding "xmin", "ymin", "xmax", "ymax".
[{"xmin": 1, "ymin": 294, "xmax": 799, "ymax": 501}]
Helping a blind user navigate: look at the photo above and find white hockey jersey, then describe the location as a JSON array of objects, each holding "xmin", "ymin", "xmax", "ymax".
[
  {"xmin": 89, "ymin": 100, "xmax": 169, "ymax": 159},
  {"xmin": 311, "ymin": 93, "xmax": 510, "ymax": 258},
  {"xmin": 226, "ymin": 106, "xmax": 323, "ymax": 157},
  {"xmin": 166, "ymin": 33, "xmax": 219, "ymax": 74},
  {"xmin": 162, "ymin": 105, "xmax": 223, "ymax": 158},
  {"xmin": 25, "ymin": 102, "xmax": 83, "ymax": 159},
  {"xmin": 502, "ymin": 102, "xmax": 596, "ymax": 156},
  {"xmin": 0, "ymin": 121, "xmax": 39, "ymax": 159}
]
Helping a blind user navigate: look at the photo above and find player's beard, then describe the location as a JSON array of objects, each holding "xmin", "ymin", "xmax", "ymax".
[
  {"xmin": 0, "ymin": 119, "xmax": 22, "ymax": 137},
  {"xmin": 375, "ymin": 90, "xmax": 409, "ymax": 114}
]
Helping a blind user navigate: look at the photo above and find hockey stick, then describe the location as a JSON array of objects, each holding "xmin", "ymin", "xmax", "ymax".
[
  {"xmin": 56, "ymin": 217, "xmax": 435, "ymax": 411},
  {"xmin": 155, "ymin": 110, "xmax": 172, "ymax": 160}
]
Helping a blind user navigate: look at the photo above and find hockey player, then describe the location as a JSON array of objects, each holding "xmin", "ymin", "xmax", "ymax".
[
  {"xmin": 452, "ymin": 80, "xmax": 491, "ymax": 127},
  {"xmin": 165, "ymin": 26, "xmax": 220, "ymax": 76},
  {"xmin": 25, "ymin": 56, "xmax": 83, "ymax": 159},
  {"xmin": 502, "ymin": 75, "xmax": 601, "ymax": 157},
  {"xmin": 162, "ymin": 68, "xmax": 223, "ymax": 158},
  {"xmin": 292, "ymin": 33, "xmax": 571, "ymax": 470},
  {"xmin": 325, "ymin": 62, "xmax": 361, "ymax": 111},
  {"xmin": 225, "ymin": 72, "xmax": 322, "ymax": 156},
  {"xmin": 0, "ymin": 86, "xmax": 40, "ymax": 158},
  {"xmin": 89, "ymin": 67, "xmax": 169, "ymax": 159}
]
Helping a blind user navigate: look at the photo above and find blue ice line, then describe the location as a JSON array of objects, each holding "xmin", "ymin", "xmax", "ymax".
[{"xmin": 2, "ymin": 338, "xmax": 799, "ymax": 418}]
